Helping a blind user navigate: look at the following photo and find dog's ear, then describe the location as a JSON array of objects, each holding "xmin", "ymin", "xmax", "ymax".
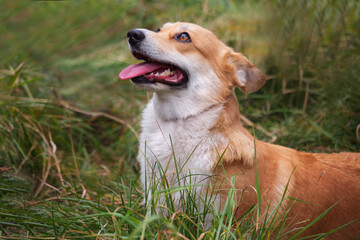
[{"xmin": 226, "ymin": 51, "xmax": 266, "ymax": 93}]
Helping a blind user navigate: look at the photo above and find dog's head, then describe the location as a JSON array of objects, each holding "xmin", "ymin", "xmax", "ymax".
[{"xmin": 119, "ymin": 22, "xmax": 266, "ymax": 119}]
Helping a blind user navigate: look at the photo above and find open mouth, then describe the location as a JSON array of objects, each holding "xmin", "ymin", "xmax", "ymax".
[{"xmin": 119, "ymin": 50, "xmax": 188, "ymax": 86}]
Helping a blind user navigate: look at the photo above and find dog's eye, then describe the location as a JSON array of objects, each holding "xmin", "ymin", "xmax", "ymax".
[
  {"xmin": 176, "ymin": 32, "xmax": 191, "ymax": 43},
  {"xmin": 155, "ymin": 28, "xmax": 161, "ymax": 33}
]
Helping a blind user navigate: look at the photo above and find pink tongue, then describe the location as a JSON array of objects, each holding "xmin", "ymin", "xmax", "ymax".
[{"xmin": 119, "ymin": 62, "xmax": 170, "ymax": 80}]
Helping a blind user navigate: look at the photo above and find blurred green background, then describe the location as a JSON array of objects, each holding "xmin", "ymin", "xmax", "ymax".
[{"xmin": 0, "ymin": 0, "xmax": 359, "ymax": 238}]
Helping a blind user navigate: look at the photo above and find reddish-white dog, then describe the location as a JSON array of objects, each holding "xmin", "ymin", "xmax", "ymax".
[{"xmin": 119, "ymin": 22, "xmax": 360, "ymax": 239}]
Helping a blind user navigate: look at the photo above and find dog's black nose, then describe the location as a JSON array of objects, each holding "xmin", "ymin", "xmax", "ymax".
[{"xmin": 127, "ymin": 29, "xmax": 145, "ymax": 45}]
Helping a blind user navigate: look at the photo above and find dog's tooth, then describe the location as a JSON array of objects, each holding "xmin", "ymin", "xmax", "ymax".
[
  {"xmin": 160, "ymin": 69, "xmax": 169, "ymax": 76},
  {"xmin": 156, "ymin": 69, "xmax": 175, "ymax": 77}
]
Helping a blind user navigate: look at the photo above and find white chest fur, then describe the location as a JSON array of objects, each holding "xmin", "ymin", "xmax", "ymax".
[{"xmin": 137, "ymin": 96, "xmax": 224, "ymax": 203}]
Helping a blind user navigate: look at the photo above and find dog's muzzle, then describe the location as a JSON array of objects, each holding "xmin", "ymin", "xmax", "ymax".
[{"xmin": 118, "ymin": 28, "xmax": 189, "ymax": 87}]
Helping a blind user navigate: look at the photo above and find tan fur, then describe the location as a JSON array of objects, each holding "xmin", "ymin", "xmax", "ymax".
[
  {"xmin": 136, "ymin": 22, "xmax": 360, "ymax": 239},
  {"xmin": 163, "ymin": 23, "xmax": 360, "ymax": 238},
  {"xmin": 206, "ymin": 32, "xmax": 360, "ymax": 238},
  {"xmin": 216, "ymin": 139, "xmax": 360, "ymax": 238}
]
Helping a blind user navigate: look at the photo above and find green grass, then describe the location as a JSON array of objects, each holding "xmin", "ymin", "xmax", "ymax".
[{"xmin": 1, "ymin": 0, "xmax": 360, "ymax": 239}]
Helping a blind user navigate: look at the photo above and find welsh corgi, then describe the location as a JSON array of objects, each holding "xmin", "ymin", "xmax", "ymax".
[{"xmin": 119, "ymin": 22, "xmax": 360, "ymax": 239}]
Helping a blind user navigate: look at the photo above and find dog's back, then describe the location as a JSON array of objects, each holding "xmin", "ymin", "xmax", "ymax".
[
  {"xmin": 215, "ymin": 139, "xmax": 360, "ymax": 238},
  {"xmin": 289, "ymin": 150, "xmax": 360, "ymax": 238},
  {"xmin": 314, "ymin": 152, "xmax": 360, "ymax": 176},
  {"xmin": 239, "ymin": 141, "xmax": 360, "ymax": 238}
]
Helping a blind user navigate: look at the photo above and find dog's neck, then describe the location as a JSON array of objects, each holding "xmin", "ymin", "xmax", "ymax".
[
  {"xmin": 152, "ymin": 91, "xmax": 223, "ymax": 121},
  {"xmin": 152, "ymin": 91, "xmax": 255, "ymax": 166},
  {"xmin": 211, "ymin": 94, "xmax": 256, "ymax": 166}
]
